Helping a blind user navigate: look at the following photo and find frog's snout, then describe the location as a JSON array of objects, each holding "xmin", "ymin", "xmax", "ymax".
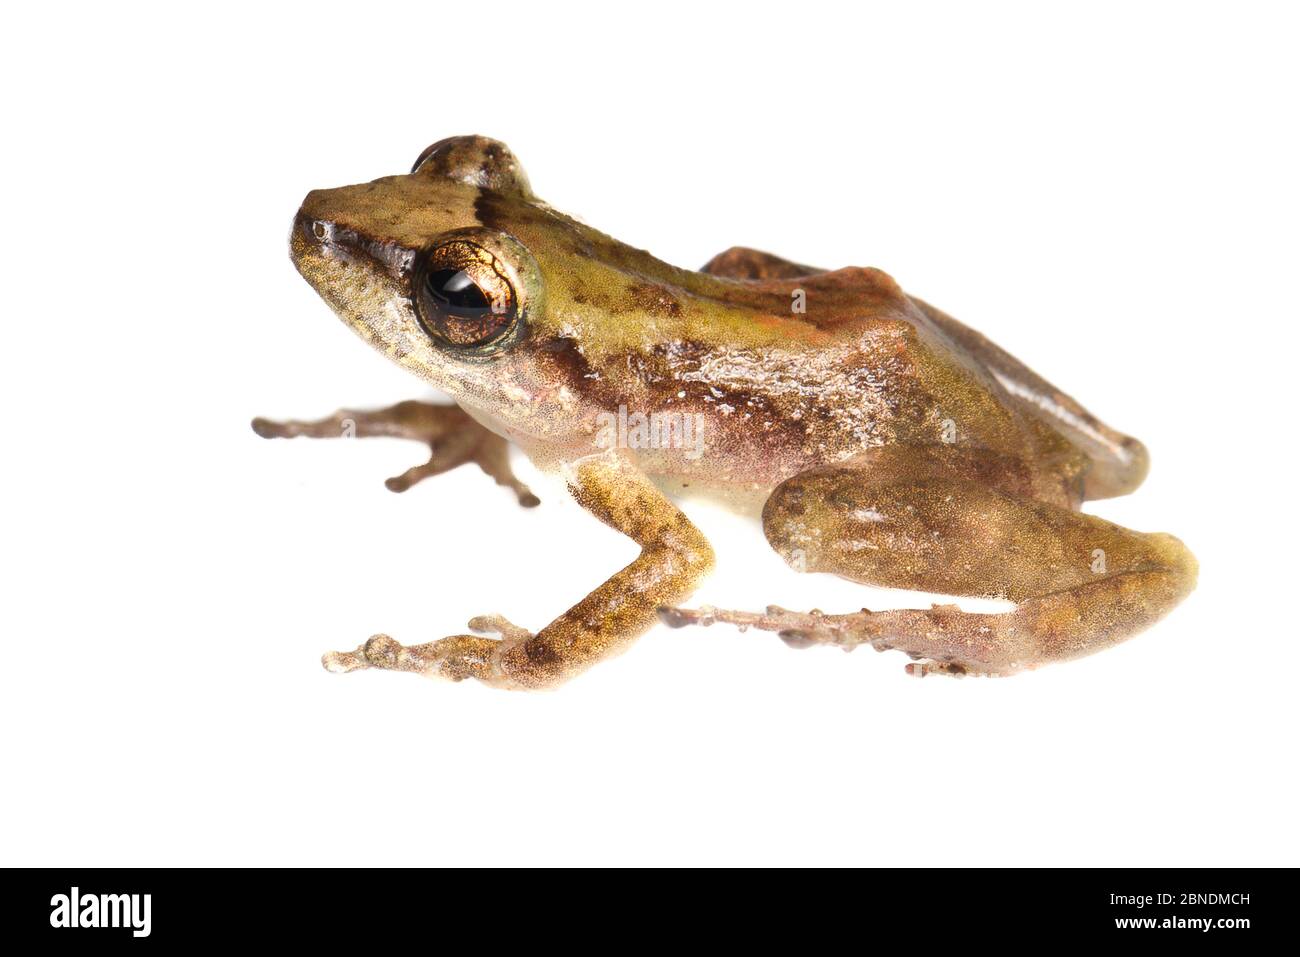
[
  {"xmin": 289, "ymin": 204, "xmax": 341, "ymax": 282},
  {"xmin": 293, "ymin": 186, "xmax": 364, "ymax": 259},
  {"xmin": 290, "ymin": 197, "xmax": 409, "ymax": 280}
]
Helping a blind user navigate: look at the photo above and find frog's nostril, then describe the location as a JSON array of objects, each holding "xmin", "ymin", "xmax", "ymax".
[{"xmin": 295, "ymin": 208, "xmax": 332, "ymax": 246}]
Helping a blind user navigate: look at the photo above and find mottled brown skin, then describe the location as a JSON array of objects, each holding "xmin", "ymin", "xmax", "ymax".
[{"xmin": 254, "ymin": 135, "xmax": 1196, "ymax": 687}]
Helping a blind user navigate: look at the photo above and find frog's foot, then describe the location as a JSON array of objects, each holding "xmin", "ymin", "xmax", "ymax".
[
  {"xmin": 658, "ymin": 602, "xmax": 1009, "ymax": 677},
  {"xmin": 252, "ymin": 400, "xmax": 538, "ymax": 506},
  {"xmin": 321, "ymin": 615, "xmax": 536, "ymax": 683}
]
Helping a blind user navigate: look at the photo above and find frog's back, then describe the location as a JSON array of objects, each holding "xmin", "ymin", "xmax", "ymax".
[
  {"xmin": 615, "ymin": 256, "xmax": 1143, "ymax": 506},
  {"xmin": 722, "ymin": 261, "xmax": 1149, "ymax": 501}
]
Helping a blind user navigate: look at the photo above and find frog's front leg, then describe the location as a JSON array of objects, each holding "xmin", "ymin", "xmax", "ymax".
[
  {"xmin": 252, "ymin": 400, "xmax": 538, "ymax": 505},
  {"xmin": 323, "ymin": 454, "xmax": 715, "ymax": 689},
  {"xmin": 661, "ymin": 450, "xmax": 1197, "ymax": 677}
]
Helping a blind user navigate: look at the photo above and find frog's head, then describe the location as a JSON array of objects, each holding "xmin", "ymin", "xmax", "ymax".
[
  {"xmin": 291, "ymin": 135, "xmax": 619, "ymax": 450},
  {"xmin": 293, "ymin": 135, "xmax": 804, "ymax": 455}
]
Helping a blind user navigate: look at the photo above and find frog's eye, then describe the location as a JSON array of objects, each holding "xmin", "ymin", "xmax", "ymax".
[
  {"xmin": 411, "ymin": 135, "xmax": 533, "ymax": 197},
  {"xmin": 414, "ymin": 240, "xmax": 519, "ymax": 351}
]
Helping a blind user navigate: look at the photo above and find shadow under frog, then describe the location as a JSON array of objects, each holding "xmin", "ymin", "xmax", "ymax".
[{"xmin": 253, "ymin": 135, "xmax": 1197, "ymax": 688}]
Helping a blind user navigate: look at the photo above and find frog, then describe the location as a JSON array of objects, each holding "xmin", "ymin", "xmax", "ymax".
[{"xmin": 253, "ymin": 135, "xmax": 1197, "ymax": 688}]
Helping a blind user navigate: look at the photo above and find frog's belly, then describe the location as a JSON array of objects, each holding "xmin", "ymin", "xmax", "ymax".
[
  {"xmin": 624, "ymin": 401, "xmax": 883, "ymax": 497},
  {"xmin": 649, "ymin": 471, "xmax": 773, "ymax": 517}
]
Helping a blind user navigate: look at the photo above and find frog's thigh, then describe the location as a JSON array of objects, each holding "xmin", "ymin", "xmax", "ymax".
[
  {"xmin": 683, "ymin": 464, "xmax": 1194, "ymax": 675},
  {"xmin": 761, "ymin": 465, "xmax": 1120, "ymax": 601}
]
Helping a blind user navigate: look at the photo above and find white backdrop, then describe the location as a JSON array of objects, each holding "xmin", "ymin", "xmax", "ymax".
[{"xmin": 3, "ymin": 1, "xmax": 1296, "ymax": 866}]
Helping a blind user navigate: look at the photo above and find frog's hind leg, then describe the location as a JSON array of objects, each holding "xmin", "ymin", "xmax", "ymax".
[
  {"xmin": 252, "ymin": 400, "xmax": 538, "ymax": 505},
  {"xmin": 659, "ymin": 454, "xmax": 1196, "ymax": 677}
]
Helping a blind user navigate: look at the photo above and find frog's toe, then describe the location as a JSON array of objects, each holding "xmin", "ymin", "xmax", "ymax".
[
  {"xmin": 384, "ymin": 460, "xmax": 442, "ymax": 493},
  {"xmin": 656, "ymin": 604, "xmax": 715, "ymax": 628},
  {"xmin": 320, "ymin": 634, "xmax": 408, "ymax": 673},
  {"xmin": 251, "ymin": 416, "xmax": 290, "ymax": 438},
  {"xmin": 321, "ymin": 643, "xmax": 371, "ymax": 673},
  {"xmin": 320, "ymin": 632, "xmax": 508, "ymax": 683},
  {"xmin": 467, "ymin": 614, "xmax": 532, "ymax": 642}
]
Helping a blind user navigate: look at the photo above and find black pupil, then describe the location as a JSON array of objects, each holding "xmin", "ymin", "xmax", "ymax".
[{"xmin": 426, "ymin": 268, "xmax": 491, "ymax": 315}]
